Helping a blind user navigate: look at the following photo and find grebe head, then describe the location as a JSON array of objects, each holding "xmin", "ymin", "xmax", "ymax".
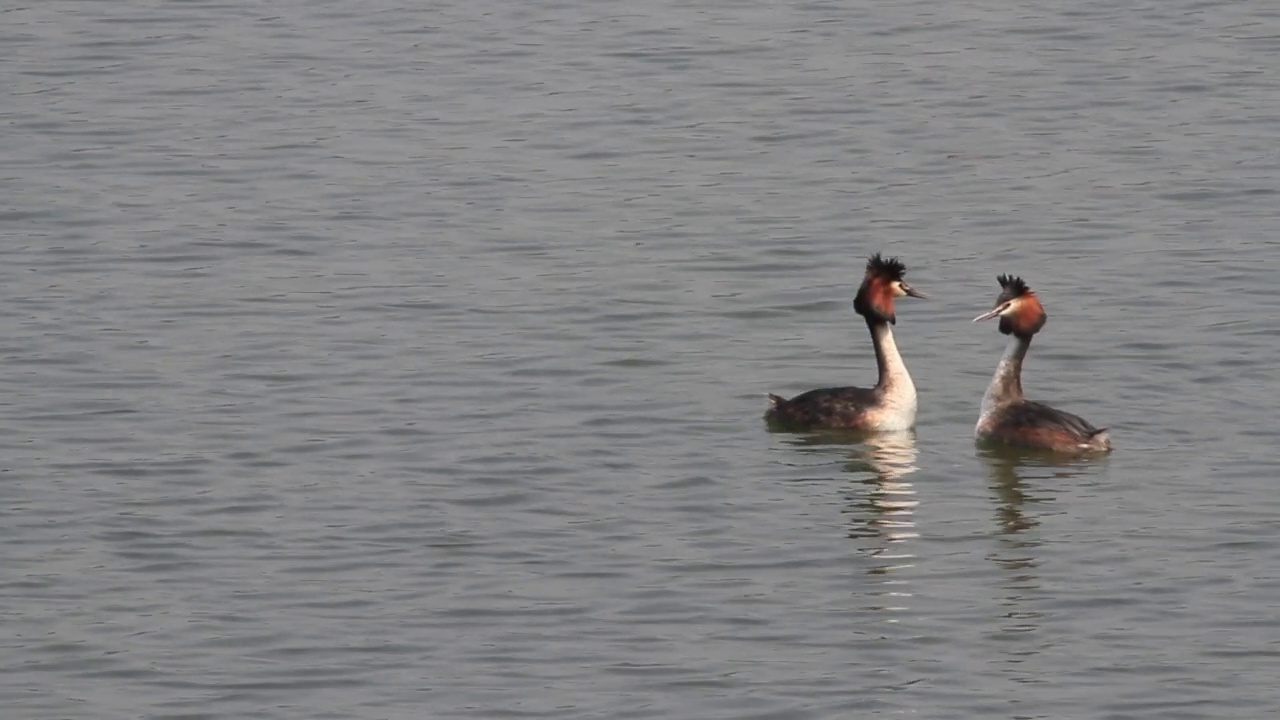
[
  {"xmin": 853, "ymin": 253, "xmax": 926, "ymax": 324},
  {"xmin": 973, "ymin": 274, "xmax": 1047, "ymax": 338}
]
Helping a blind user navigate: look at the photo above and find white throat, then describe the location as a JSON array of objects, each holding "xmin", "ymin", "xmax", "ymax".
[{"xmin": 871, "ymin": 321, "xmax": 917, "ymax": 429}]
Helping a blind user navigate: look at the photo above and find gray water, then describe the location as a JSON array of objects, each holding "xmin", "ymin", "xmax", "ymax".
[{"xmin": 4, "ymin": 1, "xmax": 1280, "ymax": 718}]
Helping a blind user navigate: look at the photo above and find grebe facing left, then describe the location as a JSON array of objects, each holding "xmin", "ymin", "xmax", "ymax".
[
  {"xmin": 765, "ymin": 254, "xmax": 926, "ymax": 432},
  {"xmin": 973, "ymin": 275, "xmax": 1112, "ymax": 454}
]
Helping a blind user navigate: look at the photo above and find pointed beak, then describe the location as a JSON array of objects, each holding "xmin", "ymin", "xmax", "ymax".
[
  {"xmin": 972, "ymin": 307, "xmax": 1002, "ymax": 322},
  {"xmin": 903, "ymin": 284, "xmax": 927, "ymax": 299}
]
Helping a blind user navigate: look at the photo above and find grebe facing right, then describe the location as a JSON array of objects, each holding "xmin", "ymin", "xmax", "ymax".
[
  {"xmin": 765, "ymin": 254, "xmax": 925, "ymax": 432},
  {"xmin": 973, "ymin": 275, "xmax": 1112, "ymax": 454}
]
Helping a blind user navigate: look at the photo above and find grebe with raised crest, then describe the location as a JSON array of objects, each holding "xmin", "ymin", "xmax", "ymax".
[
  {"xmin": 973, "ymin": 275, "xmax": 1112, "ymax": 453},
  {"xmin": 765, "ymin": 254, "xmax": 926, "ymax": 432}
]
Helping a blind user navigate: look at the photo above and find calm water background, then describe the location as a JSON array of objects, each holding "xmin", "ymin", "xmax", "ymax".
[{"xmin": 4, "ymin": 1, "xmax": 1280, "ymax": 718}]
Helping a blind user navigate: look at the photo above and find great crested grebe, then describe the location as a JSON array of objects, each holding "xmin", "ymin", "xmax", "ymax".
[
  {"xmin": 765, "ymin": 254, "xmax": 926, "ymax": 432},
  {"xmin": 973, "ymin": 275, "xmax": 1112, "ymax": 453}
]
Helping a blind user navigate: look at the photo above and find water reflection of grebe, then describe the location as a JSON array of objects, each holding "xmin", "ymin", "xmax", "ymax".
[
  {"xmin": 978, "ymin": 447, "xmax": 1106, "ymax": 646},
  {"xmin": 978, "ymin": 444, "xmax": 1104, "ymax": 536},
  {"xmin": 978, "ymin": 446, "xmax": 1051, "ymax": 659},
  {"xmin": 771, "ymin": 430, "xmax": 920, "ymax": 615},
  {"xmin": 838, "ymin": 431, "xmax": 919, "ymax": 572},
  {"xmin": 980, "ymin": 447, "xmax": 1042, "ymax": 536}
]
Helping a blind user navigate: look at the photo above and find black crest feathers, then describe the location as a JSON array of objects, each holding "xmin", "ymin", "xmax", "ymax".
[
  {"xmin": 866, "ymin": 253, "xmax": 907, "ymax": 281},
  {"xmin": 996, "ymin": 274, "xmax": 1031, "ymax": 297}
]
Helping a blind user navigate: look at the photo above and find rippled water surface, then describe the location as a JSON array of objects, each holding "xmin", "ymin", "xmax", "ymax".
[{"xmin": 5, "ymin": 1, "xmax": 1280, "ymax": 718}]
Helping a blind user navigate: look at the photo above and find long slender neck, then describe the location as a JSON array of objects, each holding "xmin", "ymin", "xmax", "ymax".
[
  {"xmin": 982, "ymin": 334, "xmax": 1031, "ymax": 414},
  {"xmin": 868, "ymin": 319, "xmax": 912, "ymax": 392}
]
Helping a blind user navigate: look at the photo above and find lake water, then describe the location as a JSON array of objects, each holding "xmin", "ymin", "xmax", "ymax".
[{"xmin": 4, "ymin": 1, "xmax": 1280, "ymax": 718}]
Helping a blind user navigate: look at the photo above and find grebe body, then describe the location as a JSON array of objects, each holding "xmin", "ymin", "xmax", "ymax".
[
  {"xmin": 973, "ymin": 275, "xmax": 1111, "ymax": 454},
  {"xmin": 766, "ymin": 254, "xmax": 925, "ymax": 432}
]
